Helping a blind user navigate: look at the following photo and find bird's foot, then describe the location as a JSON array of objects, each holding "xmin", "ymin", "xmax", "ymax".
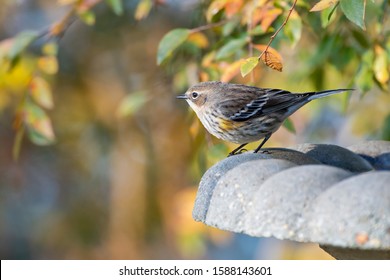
[
  {"xmin": 228, "ymin": 148, "xmax": 248, "ymax": 157},
  {"xmin": 254, "ymin": 149, "xmax": 270, "ymax": 154}
]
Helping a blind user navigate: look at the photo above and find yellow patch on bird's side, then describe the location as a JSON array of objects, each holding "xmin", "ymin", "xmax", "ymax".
[{"xmin": 218, "ymin": 118, "xmax": 243, "ymax": 131}]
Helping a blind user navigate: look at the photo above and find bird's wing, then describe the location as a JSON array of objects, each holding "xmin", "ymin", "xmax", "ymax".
[{"xmin": 223, "ymin": 88, "xmax": 307, "ymax": 122}]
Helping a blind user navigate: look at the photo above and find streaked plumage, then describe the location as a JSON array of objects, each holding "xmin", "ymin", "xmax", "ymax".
[{"xmin": 177, "ymin": 81, "xmax": 351, "ymax": 156}]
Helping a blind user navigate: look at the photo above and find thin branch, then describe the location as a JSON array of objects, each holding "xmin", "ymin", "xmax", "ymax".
[
  {"xmin": 190, "ymin": 19, "xmax": 229, "ymax": 33},
  {"xmin": 48, "ymin": 7, "xmax": 77, "ymax": 39},
  {"xmin": 257, "ymin": 0, "xmax": 298, "ymax": 60}
]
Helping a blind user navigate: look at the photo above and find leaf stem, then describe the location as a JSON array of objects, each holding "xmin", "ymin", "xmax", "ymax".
[{"xmin": 257, "ymin": 0, "xmax": 298, "ymax": 61}]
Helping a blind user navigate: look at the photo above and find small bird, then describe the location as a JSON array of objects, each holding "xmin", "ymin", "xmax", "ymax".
[{"xmin": 177, "ymin": 81, "xmax": 352, "ymax": 156}]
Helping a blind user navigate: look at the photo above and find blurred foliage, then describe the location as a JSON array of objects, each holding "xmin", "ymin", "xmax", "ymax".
[
  {"xmin": 0, "ymin": 0, "xmax": 389, "ymax": 260},
  {"xmin": 1, "ymin": 0, "xmax": 389, "ymax": 158}
]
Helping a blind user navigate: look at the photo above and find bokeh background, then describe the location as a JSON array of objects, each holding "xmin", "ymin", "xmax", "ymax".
[{"xmin": 0, "ymin": 0, "xmax": 389, "ymax": 259}]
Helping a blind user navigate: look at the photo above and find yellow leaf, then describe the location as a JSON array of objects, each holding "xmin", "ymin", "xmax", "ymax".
[
  {"xmin": 374, "ymin": 45, "xmax": 389, "ymax": 86},
  {"xmin": 201, "ymin": 51, "xmax": 216, "ymax": 68},
  {"xmin": 30, "ymin": 76, "xmax": 54, "ymax": 109},
  {"xmin": 42, "ymin": 42, "xmax": 58, "ymax": 56},
  {"xmin": 221, "ymin": 59, "xmax": 244, "ymax": 82},
  {"xmin": 135, "ymin": 0, "xmax": 152, "ymax": 20},
  {"xmin": 206, "ymin": 0, "xmax": 227, "ymax": 22},
  {"xmin": 38, "ymin": 56, "xmax": 59, "ymax": 75},
  {"xmin": 310, "ymin": 0, "xmax": 339, "ymax": 12},
  {"xmin": 187, "ymin": 32, "xmax": 209, "ymax": 49}
]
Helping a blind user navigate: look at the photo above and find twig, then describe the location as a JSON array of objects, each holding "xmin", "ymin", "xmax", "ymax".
[
  {"xmin": 48, "ymin": 7, "xmax": 78, "ymax": 39},
  {"xmin": 190, "ymin": 19, "xmax": 229, "ymax": 33},
  {"xmin": 257, "ymin": 0, "xmax": 298, "ymax": 60}
]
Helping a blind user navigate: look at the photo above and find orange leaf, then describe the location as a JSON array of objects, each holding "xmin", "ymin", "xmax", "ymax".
[
  {"xmin": 310, "ymin": 0, "xmax": 339, "ymax": 12},
  {"xmin": 262, "ymin": 51, "xmax": 283, "ymax": 72},
  {"xmin": 254, "ymin": 44, "xmax": 283, "ymax": 72},
  {"xmin": 225, "ymin": 0, "xmax": 243, "ymax": 18},
  {"xmin": 221, "ymin": 59, "xmax": 244, "ymax": 82},
  {"xmin": 38, "ymin": 56, "xmax": 59, "ymax": 75},
  {"xmin": 260, "ymin": 7, "xmax": 283, "ymax": 31}
]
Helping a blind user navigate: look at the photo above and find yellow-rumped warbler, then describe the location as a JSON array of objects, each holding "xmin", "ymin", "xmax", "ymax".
[{"xmin": 177, "ymin": 81, "xmax": 352, "ymax": 156}]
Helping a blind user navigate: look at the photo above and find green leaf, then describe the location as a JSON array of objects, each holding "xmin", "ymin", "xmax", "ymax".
[
  {"xmin": 24, "ymin": 101, "xmax": 55, "ymax": 145},
  {"xmin": 117, "ymin": 91, "xmax": 148, "ymax": 118},
  {"xmin": 106, "ymin": 0, "xmax": 124, "ymax": 15},
  {"xmin": 382, "ymin": 114, "xmax": 390, "ymax": 141},
  {"xmin": 240, "ymin": 57, "xmax": 259, "ymax": 77},
  {"xmin": 7, "ymin": 31, "xmax": 38, "ymax": 60},
  {"xmin": 157, "ymin": 29, "xmax": 190, "ymax": 65},
  {"xmin": 249, "ymin": 25, "xmax": 264, "ymax": 36},
  {"xmin": 355, "ymin": 50, "xmax": 374, "ymax": 93},
  {"xmin": 283, "ymin": 11, "xmax": 302, "ymax": 47},
  {"xmin": 320, "ymin": 3, "xmax": 339, "ymax": 28},
  {"xmin": 215, "ymin": 37, "xmax": 247, "ymax": 60},
  {"xmin": 222, "ymin": 18, "xmax": 239, "ymax": 36},
  {"xmin": 340, "ymin": 0, "xmax": 366, "ymax": 30},
  {"xmin": 283, "ymin": 118, "xmax": 296, "ymax": 134}
]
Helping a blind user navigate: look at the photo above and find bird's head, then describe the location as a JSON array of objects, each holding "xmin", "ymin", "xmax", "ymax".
[{"xmin": 176, "ymin": 81, "xmax": 223, "ymax": 113}]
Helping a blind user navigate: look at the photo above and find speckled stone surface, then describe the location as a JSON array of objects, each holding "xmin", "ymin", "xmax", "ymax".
[
  {"xmin": 192, "ymin": 141, "xmax": 390, "ymax": 259},
  {"xmin": 193, "ymin": 149, "xmax": 320, "ymax": 222},
  {"xmin": 205, "ymin": 159, "xmax": 297, "ymax": 232},
  {"xmin": 243, "ymin": 165, "xmax": 353, "ymax": 240}
]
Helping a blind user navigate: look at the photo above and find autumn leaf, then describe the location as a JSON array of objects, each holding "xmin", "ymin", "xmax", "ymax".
[
  {"xmin": 30, "ymin": 76, "xmax": 54, "ymax": 109},
  {"xmin": 225, "ymin": 0, "xmax": 243, "ymax": 18},
  {"xmin": 206, "ymin": 0, "xmax": 227, "ymax": 22},
  {"xmin": 38, "ymin": 56, "xmax": 59, "ymax": 75},
  {"xmin": 221, "ymin": 59, "xmax": 244, "ymax": 82},
  {"xmin": 310, "ymin": 0, "xmax": 339, "ymax": 12},
  {"xmin": 373, "ymin": 45, "xmax": 389, "ymax": 87},
  {"xmin": 260, "ymin": 7, "xmax": 283, "ymax": 32},
  {"xmin": 42, "ymin": 42, "xmax": 58, "ymax": 56},
  {"xmin": 135, "ymin": 0, "xmax": 152, "ymax": 20},
  {"xmin": 187, "ymin": 32, "xmax": 209, "ymax": 49},
  {"xmin": 254, "ymin": 44, "xmax": 283, "ymax": 72}
]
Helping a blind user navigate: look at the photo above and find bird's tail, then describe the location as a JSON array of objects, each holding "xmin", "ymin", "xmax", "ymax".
[{"xmin": 307, "ymin": 89, "xmax": 353, "ymax": 101}]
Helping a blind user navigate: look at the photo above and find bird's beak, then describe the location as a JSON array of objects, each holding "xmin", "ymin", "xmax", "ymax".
[{"xmin": 176, "ymin": 94, "xmax": 187, "ymax": 99}]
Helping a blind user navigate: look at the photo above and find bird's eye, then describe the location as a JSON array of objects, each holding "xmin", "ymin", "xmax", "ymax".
[{"xmin": 192, "ymin": 92, "xmax": 199, "ymax": 99}]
